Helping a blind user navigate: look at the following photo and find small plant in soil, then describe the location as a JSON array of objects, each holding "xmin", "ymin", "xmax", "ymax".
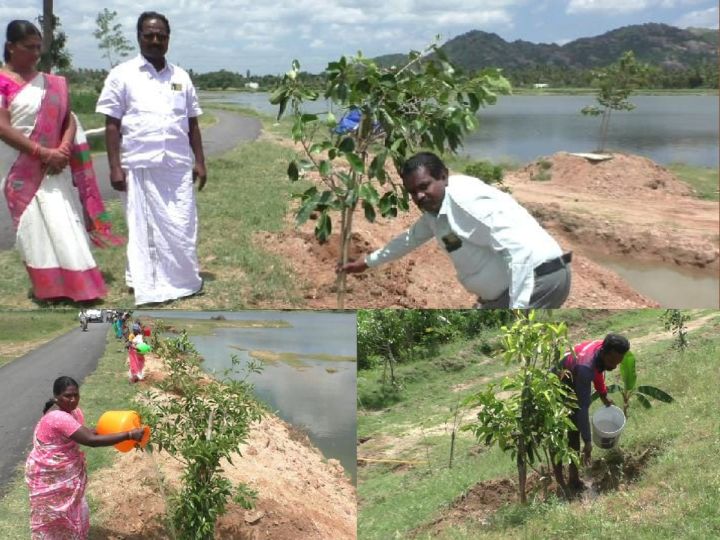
[
  {"xmin": 137, "ymin": 332, "xmax": 264, "ymax": 540},
  {"xmin": 591, "ymin": 350, "xmax": 674, "ymax": 418},
  {"xmin": 660, "ymin": 309, "xmax": 689, "ymax": 351},
  {"xmin": 463, "ymin": 310, "xmax": 578, "ymax": 503},
  {"xmin": 271, "ymin": 44, "xmax": 510, "ymax": 307}
]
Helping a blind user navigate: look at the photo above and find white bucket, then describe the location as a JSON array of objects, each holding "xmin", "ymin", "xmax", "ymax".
[{"xmin": 591, "ymin": 405, "xmax": 626, "ymax": 449}]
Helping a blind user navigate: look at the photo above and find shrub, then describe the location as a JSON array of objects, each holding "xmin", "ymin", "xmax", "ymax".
[{"xmin": 464, "ymin": 160, "xmax": 504, "ymax": 184}]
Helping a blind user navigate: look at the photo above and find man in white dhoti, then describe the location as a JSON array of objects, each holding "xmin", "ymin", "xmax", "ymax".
[{"xmin": 96, "ymin": 11, "xmax": 206, "ymax": 305}]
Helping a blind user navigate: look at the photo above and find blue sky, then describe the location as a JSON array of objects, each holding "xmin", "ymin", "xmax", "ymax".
[{"xmin": 5, "ymin": 1, "xmax": 718, "ymax": 74}]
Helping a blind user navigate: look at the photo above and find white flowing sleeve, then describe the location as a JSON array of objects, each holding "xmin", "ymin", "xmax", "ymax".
[{"xmin": 365, "ymin": 215, "xmax": 434, "ymax": 268}]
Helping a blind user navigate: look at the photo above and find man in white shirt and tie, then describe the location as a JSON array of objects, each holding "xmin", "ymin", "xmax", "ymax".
[
  {"xmin": 96, "ymin": 11, "xmax": 205, "ymax": 306},
  {"xmin": 339, "ymin": 152, "xmax": 571, "ymax": 308}
]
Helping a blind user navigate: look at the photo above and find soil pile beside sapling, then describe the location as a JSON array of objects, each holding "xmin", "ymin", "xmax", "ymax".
[
  {"xmin": 506, "ymin": 152, "xmax": 719, "ymax": 270},
  {"xmin": 259, "ymin": 156, "xmax": 662, "ymax": 309},
  {"xmin": 516, "ymin": 152, "xmax": 695, "ymax": 198},
  {"xmin": 88, "ymin": 354, "xmax": 356, "ymax": 539}
]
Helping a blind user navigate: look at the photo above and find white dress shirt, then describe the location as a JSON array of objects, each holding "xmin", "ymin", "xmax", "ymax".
[
  {"xmin": 365, "ymin": 175, "xmax": 563, "ymax": 307},
  {"xmin": 96, "ymin": 55, "xmax": 202, "ymax": 169}
]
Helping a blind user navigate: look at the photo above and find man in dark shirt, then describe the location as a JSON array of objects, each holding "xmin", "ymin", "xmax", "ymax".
[{"xmin": 553, "ymin": 333, "xmax": 629, "ymax": 492}]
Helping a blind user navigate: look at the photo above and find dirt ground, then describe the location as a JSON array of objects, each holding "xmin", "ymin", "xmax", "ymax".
[
  {"xmin": 87, "ymin": 355, "xmax": 356, "ymax": 539},
  {"xmin": 413, "ymin": 445, "xmax": 661, "ymax": 538},
  {"xmin": 260, "ymin": 152, "xmax": 718, "ymax": 309}
]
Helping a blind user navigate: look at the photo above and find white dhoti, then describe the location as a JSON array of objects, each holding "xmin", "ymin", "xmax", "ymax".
[{"xmin": 124, "ymin": 167, "xmax": 202, "ymax": 305}]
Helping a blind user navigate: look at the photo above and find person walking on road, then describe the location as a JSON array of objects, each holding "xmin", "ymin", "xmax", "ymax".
[
  {"xmin": 552, "ymin": 333, "xmax": 628, "ymax": 493},
  {"xmin": 26, "ymin": 376, "xmax": 145, "ymax": 539},
  {"xmin": 338, "ymin": 152, "xmax": 571, "ymax": 308},
  {"xmin": 96, "ymin": 11, "xmax": 206, "ymax": 306}
]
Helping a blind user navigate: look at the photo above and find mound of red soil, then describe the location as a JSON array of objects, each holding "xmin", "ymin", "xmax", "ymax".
[{"xmin": 516, "ymin": 152, "xmax": 695, "ymax": 198}]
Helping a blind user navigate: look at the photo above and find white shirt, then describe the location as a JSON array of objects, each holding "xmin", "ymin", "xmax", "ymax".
[
  {"xmin": 365, "ymin": 175, "xmax": 563, "ymax": 307},
  {"xmin": 96, "ymin": 55, "xmax": 202, "ymax": 169}
]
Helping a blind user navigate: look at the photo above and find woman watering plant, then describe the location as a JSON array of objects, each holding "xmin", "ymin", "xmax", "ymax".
[
  {"xmin": 25, "ymin": 376, "xmax": 145, "ymax": 539},
  {"xmin": 0, "ymin": 20, "xmax": 120, "ymax": 302}
]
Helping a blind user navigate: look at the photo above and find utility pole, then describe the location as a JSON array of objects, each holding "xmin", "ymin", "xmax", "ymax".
[{"xmin": 40, "ymin": 0, "xmax": 53, "ymax": 72}]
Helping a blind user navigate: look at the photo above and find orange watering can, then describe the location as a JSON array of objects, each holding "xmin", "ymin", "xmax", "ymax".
[{"xmin": 96, "ymin": 410, "xmax": 151, "ymax": 452}]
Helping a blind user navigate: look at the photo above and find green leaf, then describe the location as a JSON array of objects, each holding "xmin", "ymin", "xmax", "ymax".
[
  {"xmin": 346, "ymin": 152, "xmax": 365, "ymax": 174},
  {"xmin": 319, "ymin": 160, "xmax": 332, "ymax": 178},
  {"xmin": 620, "ymin": 351, "xmax": 637, "ymax": 391},
  {"xmin": 315, "ymin": 211, "xmax": 332, "ymax": 243},
  {"xmin": 301, "ymin": 113, "xmax": 318, "ymax": 124},
  {"xmin": 268, "ymin": 87, "xmax": 285, "ymax": 105},
  {"xmin": 338, "ymin": 137, "xmax": 355, "ymax": 153},
  {"xmin": 287, "ymin": 161, "xmax": 299, "ymax": 182},
  {"xmin": 295, "ymin": 187, "xmax": 318, "ymax": 225},
  {"xmin": 635, "ymin": 393, "xmax": 652, "ymax": 409},
  {"xmin": 637, "ymin": 386, "xmax": 674, "ymax": 403},
  {"xmin": 359, "ymin": 183, "xmax": 379, "ymax": 206},
  {"xmin": 308, "ymin": 141, "xmax": 333, "ymax": 155},
  {"xmin": 362, "ymin": 200, "xmax": 376, "ymax": 222}
]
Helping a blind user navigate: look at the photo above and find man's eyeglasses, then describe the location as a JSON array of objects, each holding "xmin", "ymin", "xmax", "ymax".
[{"xmin": 141, "ymin": 32, "xmax": 169, "ymax": 42}]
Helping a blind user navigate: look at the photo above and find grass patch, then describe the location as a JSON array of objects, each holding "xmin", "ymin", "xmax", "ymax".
[
  {"xmin": 0, "ymin": 327, "xmax": 143, "ymax": 538},
  {"xmin": 0, "ymin": 310, "xmax": 79, "ymax": 366},
  {"xmin": 667, "ymin": 163, "xmax": 719, "ymax": 201},
  {"xmin": 0, "ymin": 137, "xmax": 312, "ymax": 310},
  {"xmin": 151, "ymin": 316, "xmax": 292, "ymax": 334},
  {"xmin": 240, "ymin": 348, "xmax": 356, "ymax": 365},
  {"xmin": 357, "ymin": 309, "xmax": 720, "ymax": 540}
]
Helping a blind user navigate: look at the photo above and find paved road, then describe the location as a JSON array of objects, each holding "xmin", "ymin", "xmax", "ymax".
[
  {"xmin": 0, "ymin": 109, "xmax": 261, "ymax": 249},
  {"xmin": 0, "ymin": 322, "xmax": 110, "ymax": 495}
]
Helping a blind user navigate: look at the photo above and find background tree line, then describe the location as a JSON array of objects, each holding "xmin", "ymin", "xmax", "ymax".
[{"xmin": 357, "ymin": 310, "xmax": 514, "ymax": 370}]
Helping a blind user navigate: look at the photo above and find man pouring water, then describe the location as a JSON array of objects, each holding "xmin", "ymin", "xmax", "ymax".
[{"xmin": 552, "ymin": 333, "xmax": 629, "ymax": 493}]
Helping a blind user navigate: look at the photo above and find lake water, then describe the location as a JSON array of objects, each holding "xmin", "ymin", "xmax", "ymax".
[
  {"xmin": 139, "ymin": 310, "xmax": 358, "ymax": 483},
  {"xmin": 201, "ymin": 92, "xmax": 719, "ymax": 168},
  {"xmin": 586, "ymin": 254, "xmax": 719, "ymax": 308}
]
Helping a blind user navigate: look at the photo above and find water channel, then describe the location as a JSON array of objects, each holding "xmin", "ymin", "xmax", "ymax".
[
  {"xmin": 584, "ymin": 254, "xmax": 719, "ymax": 308},
  {"xmin": 140, "ymin": 310, "xmax": 358, "ymax": 483}
]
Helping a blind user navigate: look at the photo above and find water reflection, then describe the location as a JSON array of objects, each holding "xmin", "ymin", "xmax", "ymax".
[
  {"xmin": 584, "ymin": 256, "xmax": 719, "ymax": 308},
  {"xmin": 203, "ymin": 92, "xmax": 719, "ymax": 167},
  {"xmin": 140, "ymin": 310, "xmax": 358, "ymax": 483}
]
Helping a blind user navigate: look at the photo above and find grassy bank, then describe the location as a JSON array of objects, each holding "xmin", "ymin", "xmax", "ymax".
[
  {"xmin": 668, "ymin": 163, "xmax": 719, "ymax": 201},
  {"xmin": 0, "ymin": 310, "xmax": 78, "ymax": 367},
  {"xmin": 357, "ymin": 309, "xmax": 720, "ymax": 539},
  {"xmin": 0, "ymin": 326, "xmax": 142, "ymax": 538},
  {"xmin": 0, "ymin": 129, "xmax": 311, "ymax": 309}
]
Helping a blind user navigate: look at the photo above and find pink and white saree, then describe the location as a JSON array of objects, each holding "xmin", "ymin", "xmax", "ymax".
[
  {"xmin": 0, "ymin": 72, "xmax": 121, "ymax": 301},
  {"xmin": 25, "ymin": 408, "xmax": 89, "ymax": 539}
]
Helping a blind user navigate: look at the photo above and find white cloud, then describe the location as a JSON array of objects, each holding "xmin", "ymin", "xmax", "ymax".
[
  {"xmin": 676, "ymin": 6, "xmax": 720, "ymax": 27},
  {"xmin": 566, "ymin": 0, "xmax": 709, "ymax": 13},
  {"xmin": 4, "ymin": 0, "xmax": 715, "ymax": 74},
  {"xmin": 566, "ymin": 0, "xmax": 649, "ymax": 14}
]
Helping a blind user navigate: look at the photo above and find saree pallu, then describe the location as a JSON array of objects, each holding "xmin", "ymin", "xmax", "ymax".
[
  {"xmin": 25, "ymin": 413, "xmax": 89, "ymax": 539},
  {"xmin": 0, "ymin": 73, "xmax": 120, "ymax": 301}
]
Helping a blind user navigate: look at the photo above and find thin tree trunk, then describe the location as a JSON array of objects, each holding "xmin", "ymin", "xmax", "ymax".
[
  {"xmin": 517, "ymin": 443, "xmax": 527, "ymax": 504},
  {"xmin": 449, "ymin": 430, "xmax": 456, "ymax": 469},
  {"xmin": 335, "ymin": 204, "xmax": 355, "ymax": 308},
  {"xmin": 386, "ymin": 344, "xmax": 396, "ymax": 387}
]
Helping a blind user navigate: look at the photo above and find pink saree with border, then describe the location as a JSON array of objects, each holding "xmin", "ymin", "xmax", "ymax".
[
  {"xmin": 25, "ymin": 408, "xmax": 89, "ymax": 539},
  {"xmin": 0, "ymin": 72, "xmax": 122, "ymax": 301}
]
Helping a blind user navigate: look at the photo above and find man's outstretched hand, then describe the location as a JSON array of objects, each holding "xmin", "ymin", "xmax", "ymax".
[{"xmin": 336, "ymin": 259, "xmax": 368, "ymax": 274}]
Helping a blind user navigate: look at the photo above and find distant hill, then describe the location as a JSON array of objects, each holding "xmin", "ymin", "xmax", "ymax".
[{"xmin": 375, "ymin": 23, "xmax": 718, "ymax": 71}]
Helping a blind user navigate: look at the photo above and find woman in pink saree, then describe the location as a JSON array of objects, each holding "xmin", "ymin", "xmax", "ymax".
[
  {"xmin": 26, "ymin": 376, "xmax": 145, "ymax": 539},
  {"xmin": 0, "ymin": 20, "xmax": 120, "ymax": 302}
]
